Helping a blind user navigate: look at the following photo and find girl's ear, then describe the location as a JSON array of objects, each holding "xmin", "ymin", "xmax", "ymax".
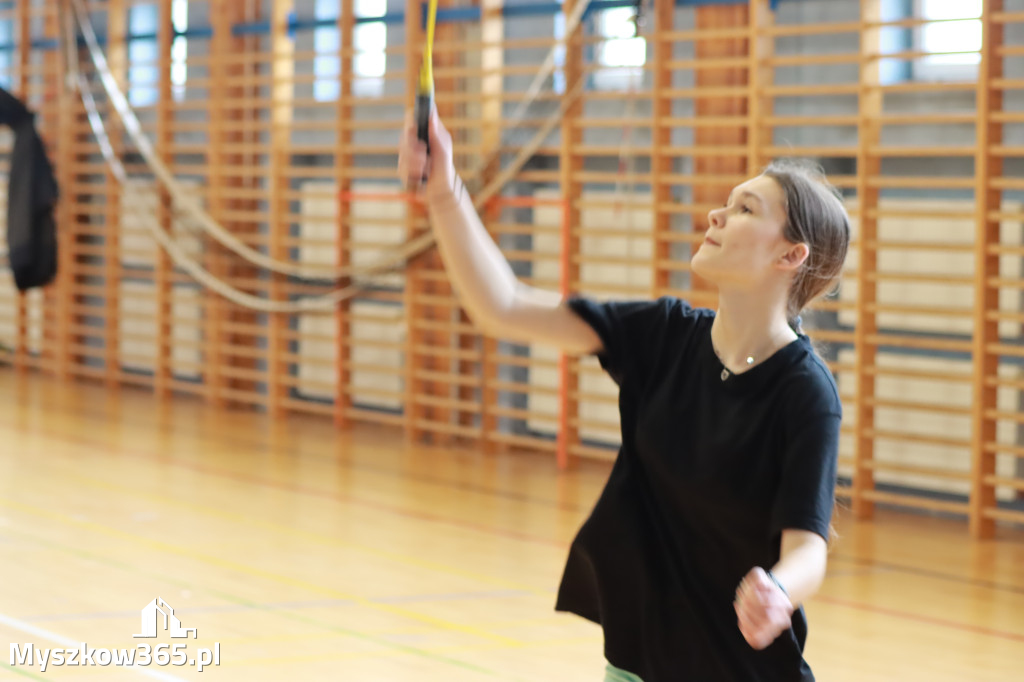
[{"xmin": 779, "ymin": 242, "xmax": 809, "ymax": 272}]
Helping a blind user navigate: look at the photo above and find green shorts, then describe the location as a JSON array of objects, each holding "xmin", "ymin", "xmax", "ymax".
[{"xmin": 604, "ymin": 662, "xmax": 644, "ymax": 682}]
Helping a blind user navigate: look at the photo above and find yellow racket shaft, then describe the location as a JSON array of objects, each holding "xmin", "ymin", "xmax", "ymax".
[{"xmin": 416, "ymin": 0, "xmax": 439, "ymax": 184}]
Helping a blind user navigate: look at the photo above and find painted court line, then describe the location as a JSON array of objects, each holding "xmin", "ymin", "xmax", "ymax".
[
  {"xmin": 25, "ymin": 590, "xmax": 535, "ymax": 624},
  {"xmin": 814, "ymin": 595, "xmax": 1024, "ymax": 644},
  {"xmin": 4, "ymin": 527, "xmax": 509, "ymax": 680},
  {"xmin": 0, "ymin": 496, "xmax": 524, "ymax": 651},
  {"xmin": 0, "ymin": 612, "xmax": 186, "ymax": 681}
]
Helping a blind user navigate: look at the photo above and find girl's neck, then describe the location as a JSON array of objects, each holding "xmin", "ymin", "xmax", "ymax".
[{"xmin": 710, "ymin": 293, "xmax": 797, "ymax": 372}]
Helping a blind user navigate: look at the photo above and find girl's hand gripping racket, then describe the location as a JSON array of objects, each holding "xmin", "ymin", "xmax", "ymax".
[{"xmin": 415, "ymin": 0, "xmax": 438, "ymax": 185}]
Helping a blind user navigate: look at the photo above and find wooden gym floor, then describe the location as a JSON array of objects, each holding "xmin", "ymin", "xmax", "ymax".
[{"xmin": 0, "ymin": 370, "xmax": 1022, "ymax": 681}]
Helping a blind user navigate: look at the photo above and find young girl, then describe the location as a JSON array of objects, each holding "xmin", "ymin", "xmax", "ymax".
[{"xmin": 399, "ymin": 110, "xmax": 849, "ymax": 682}]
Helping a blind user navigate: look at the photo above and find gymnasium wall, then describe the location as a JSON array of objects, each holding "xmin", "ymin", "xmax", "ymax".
[{"xmin": 0, "ymin": 0, "xmax": 1022, "ymax": 537}]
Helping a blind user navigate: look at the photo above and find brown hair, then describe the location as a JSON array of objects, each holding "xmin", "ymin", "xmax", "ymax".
[
  {"xmin": 763, "ymin": 160, "xmax": 849, "ymax": 547},
  {"xmin": 762, "ymin": 160, "xmax": 851, "ymax": 332}
]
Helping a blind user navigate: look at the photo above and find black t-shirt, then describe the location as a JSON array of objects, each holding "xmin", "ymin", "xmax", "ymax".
[{"xmin": 556, "ymin": 296, "xmax": 841, "ymax": 682}]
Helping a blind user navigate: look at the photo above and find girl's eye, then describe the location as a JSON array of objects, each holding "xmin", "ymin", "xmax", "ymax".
[{"xmin": 740, "ymin": 205, "xmax": 752, "ymax": 214}]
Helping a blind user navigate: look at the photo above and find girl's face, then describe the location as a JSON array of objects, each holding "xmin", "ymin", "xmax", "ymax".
[{"xmin": 691, "ymin": 175, "xmax": 805, "ymax": 289}]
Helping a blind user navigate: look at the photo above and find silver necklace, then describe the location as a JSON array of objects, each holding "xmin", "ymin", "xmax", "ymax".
[{"xmin": 714, "ymin": 346, "xmax": 757, "ymax": 382}]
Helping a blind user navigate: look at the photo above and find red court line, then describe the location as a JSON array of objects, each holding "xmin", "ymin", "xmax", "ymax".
[
  {"xmin": 7, "ymin": 421, "xmax": 573, "ymax": 551},
  {"xmin": 830, "ymin": 553, "xmax": 1024, "ymax": 596},
  {"xmin": 814, "ymin": 595, "xmax": 1024, "ymax": 644},
  {"xmin": 168, "ymin": 458, "xmax": 572, "ymax": 550}
]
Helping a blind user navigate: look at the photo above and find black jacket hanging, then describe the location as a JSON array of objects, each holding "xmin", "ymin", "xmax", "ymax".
[{"xmin": 0, "ymin": 86, "xmax": 58, "ymax": 291}]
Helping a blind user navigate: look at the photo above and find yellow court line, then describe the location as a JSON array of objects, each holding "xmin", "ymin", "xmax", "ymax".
[
  {"xmin": 1, "ymin": 526, "xmax": 513, "ymax": 680},
  {"xmin": 60, "ymin": 467, "xmax": 552, "ymax": 598},
  {"xmin": 0, "ymin": 496, "xmax": 524, "ymax": 650}
]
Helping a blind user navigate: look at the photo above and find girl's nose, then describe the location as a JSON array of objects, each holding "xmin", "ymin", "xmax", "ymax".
[{"xmin": 708, "ymin": 207, "xmax": 724, "ymax": 229}]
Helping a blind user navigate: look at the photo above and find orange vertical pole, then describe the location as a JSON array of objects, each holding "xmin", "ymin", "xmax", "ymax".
[
  {"xmin": 650, "ymin": 0, "xmax": 674, "ymax": 297},
  {"xmin": 557, "ymin": 198, "xmax": 572, "ymax": 469},
  {"xmin": 333, "ymin": 0, "xmax": 355, "ymax": 429},
  {"xmin": 54, "ymin": 0, "xmax": 75, "ymax": 381},
  {"xmin": 205, "ymin": 0, "xmax": 228, "ymax": 408},
  {"xmin": 970, "ymin": 0, "xmax": 1002, "ymax": 539},
  {"xmin": 403, "ymin": 0, "xmax": 426, "ymax": 442},
  {"xmin": 692, "ymin": 3, "xmax": 750, "ymax": 306},
  {"xmin": 480, "ymin": 199, "xmax": 500, "ymax": 451},
  {"xmin": 104, "ymin": 0, "xmax": 126, "ymax": 387},
  {"xmin": 13, "ymin": 0, "xmax": 29, "ymax": 372},
  {"xmin": 557, "ymin": 0, "xmax": 583, "ymax": 470},
  {"xmin": 154, "ymin": 0, "xmax": 173, "ymax": 399},
  {"xmin": 747, "ymin": 0, "xmax": 772, "ymax": 172},
  {"xmin": 267, "ymin": 0, "xmax": 294, "ymax": 418},
  {"xmin": 853, "ymin": 0, "xmax": 882, "ymax": 519}
]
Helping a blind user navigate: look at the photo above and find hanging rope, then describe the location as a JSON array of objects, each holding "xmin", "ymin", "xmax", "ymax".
[
  {"xmin": 64, "ymin": 0, "xmax": 592, "ymax": 313},
  {"xmin": 68, "ymin": 0, "xmax": 423, "ymax": 281},
  {"xmin": 467, "ymin": 0, "xmax": 594, "ymax": 192}
]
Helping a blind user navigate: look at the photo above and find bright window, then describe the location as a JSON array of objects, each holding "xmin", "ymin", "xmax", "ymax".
[
  {"xmin": 314, "ymin": 0, "xmax": 387, "ymax": 101},
  {"xmin": 916, "ymin": 0, "xmax": 982, "ymax": 81},
  {"xmin": 128, "ymin": 4, "xmax": 159, "ymax": 107},
  {"xmin": 594, "ymin": 6, "xmax": 645, "ymax": 91},
  {"xmin": 353, "ymin": 0, "xmax": 387, "ymax": 98},
  {"xmin": 313, "ymin": 0, "xmax": 340, "ymax": 102},
  {"xmin": 170, "ymin": 0, "xmax": 188, "ymax": 102},
  {"xmin": 553, "ymin": 12, "xmax": 566, "ymax": 95},
  {"xmin": 0, "ymin": 19, "xmax": 12, "ymax": 91}
]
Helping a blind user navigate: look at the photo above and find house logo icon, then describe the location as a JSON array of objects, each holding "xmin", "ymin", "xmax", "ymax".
[{"xmin": 133, "ymin": 597, "xmax": 197, "ymax": 639}]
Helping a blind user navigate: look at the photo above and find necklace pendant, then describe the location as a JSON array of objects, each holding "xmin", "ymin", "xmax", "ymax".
[{"xmin": 721, "ymin": 368, "xmax": 730, "ymax": 381}]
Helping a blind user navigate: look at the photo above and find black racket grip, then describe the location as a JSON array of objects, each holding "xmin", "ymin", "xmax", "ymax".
[{"xmin": 416, "ymin": 93, "xmax": 432, "ymax": 184}]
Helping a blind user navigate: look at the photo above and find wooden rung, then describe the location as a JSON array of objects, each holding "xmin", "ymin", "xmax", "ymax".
[
  {"xmin": 763, "ymin": 114, "xmax": 860, "ymax": 126},
  {"xmin": 861, "ymin": 490, "xmax": 969, "ymax": 515},
  {"xmin": 860, "ymin": 366, "xmax": 970, "ymax": 382},
  {"xmin": 763, "ymin": 84, "xmax": 861, "ymax": 96},
  {"xmin": 863, "ymin": 428, "xmax": 970, "ymax": 449},
  {"xmin": 864, "ymin": 272, "xmax": 974, "ymax": 285},
  {"xmin": 873, "ymin": 112, "xmax": 977, "ymax": 125},
  {"xmin": 568, "ymin": 443, "xmax": 617, "ymax": 461},
  {"xmin": 487, "ymin": 406, "xmax": 557, "ymax": 422},
  {"xmin": 764, "ymin": 53, "xmax": 860, "ymax": 66},
  {"xmin": 866, "ymin": 333, "xmax": 973, "ymax": 354},
  {"xmin": 490, "ymin": 380, "xmax": 556, "ymax": 395},
  {"xmin": 485, "ymin": 432, "xmax": 558, "ymax": 452},
  {"xmin": 881, "ymin": 81, "xmax": 976, "ymax": 94},
  {"xmin": 344, "ymin": 389, "xmax": 407, "ymax": 406},
  {"xmin": 982, "ymin": 342, "xmax": 1024, "ymax": 359},
  {"xmin": 982, "ymin": 476, "xmax": 1024, "ymax": 491},
  {"xmin": 984, "ymin": 410, "xmax": 1024, "ymax": 424},
  {"xmin": 870, "ymin": 146, "xmax": 977, "ymax": 157},
  {"xmin": 657, "ymin": 26, "xmax": 752, "ymax": 42},
  {"xmin": 569, "ymin": 419, "xmax": 620, "ymax": 433},
  {"xmin": 992, "ymin": 10, "xmax": 1024, "ymax": 23},
  {"xmin": 866, "ymin": 303, "xmax": 973, "ymax": 318},
  {"xmin": 864, "ymin": 460, "xmax": 969, "ymax": 480},
  {"xmin": 864, "ymin": 240, "xmax": 973, "ymax": 252},
  {"xmin": 414, "ymin": 345, "xmax": 482, "ymax": 362},
  {"xmin": 412, "ymin": 420, "xmax": 482, "ymax": 439},
  {"xmin": 413, "ymin": 395, "xmax": 480, "ymax": 411},
  {"xmin": 865, "ymin": 397, "xmax": 970, "ymax": 416},
  {"xmin": 413, "ymin": 370, "xmax": 481, "ymax": 388},
  {"xmin": 572, "ymin": 391, "xmax": 618, "ymax": 403},
  {"xmin": 664, "ymin": 56, "xmax": 750, "ymax": 70},
  {"xmin": 488, "ymin": 355, "xmax": 558, "ymax": 371},
  {"xmin": 342, "ymin": 407, "xmax": 406, "ymax": 428}
]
